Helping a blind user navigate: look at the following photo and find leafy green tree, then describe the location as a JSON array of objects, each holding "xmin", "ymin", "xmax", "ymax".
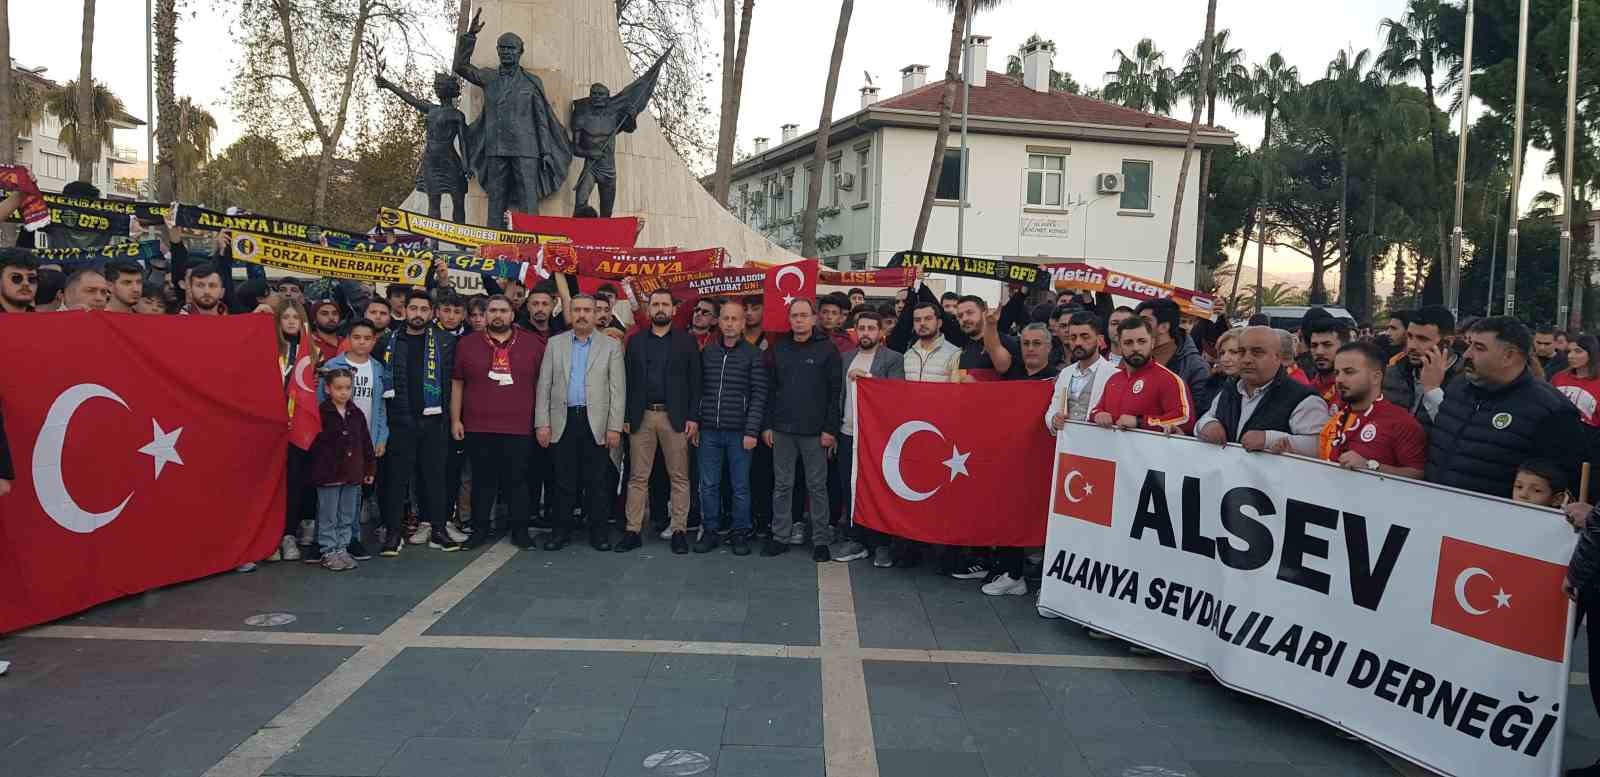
[{"xmin": 1102, "ymin": 38, "xmax": 1177, "ymax": 114}]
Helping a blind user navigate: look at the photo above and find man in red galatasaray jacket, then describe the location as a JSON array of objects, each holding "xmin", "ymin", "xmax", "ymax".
[{"xmin": 1092, "ymin": 316, "xmax": 1195, "ymax": 434}]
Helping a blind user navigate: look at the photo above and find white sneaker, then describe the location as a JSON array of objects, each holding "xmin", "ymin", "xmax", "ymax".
[
  {"xmin": 280, "ymin": 535, "xmax": 301, "ymax": 562},
  {"xmin": 981, "ymin": 573, "xmax": 1027, "ymax": 596},
  {"xmin": 659, "ymin": 526, "xmax": 674, "ymax": 540},
  {"xmin": 267, "ymin": 546, "xmax": 282, "ymax": 562},
  {"xmin": 446, "ymin": 523, "xmax": 470, "ymax": 543},
  {"xmin": 298, "ymin": 519, "xmax": 316, "ymax": 547},
  {"xmin": 235, "ymin": 562, "xmax": 258, "ymax": 573},
  {"xmin": 408, "ymin": 523, "xmax": 432, "ymax": 545}
]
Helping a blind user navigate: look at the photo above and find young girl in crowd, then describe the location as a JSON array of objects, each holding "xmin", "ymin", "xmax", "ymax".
[
  {"xmin": 309, "ymin": 368, "xmax": 376, "ymax": 572},
  {"xmin": 271, "ymin": 299, "xmax": 314, "ymax": 563}
]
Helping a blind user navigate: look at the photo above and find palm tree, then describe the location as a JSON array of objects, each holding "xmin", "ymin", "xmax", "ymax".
[
  {"xmin": 1102, "ymin": 38, "xmax": 1177, "ymax": 114},
  {"xmin": 1176, "ymin": 27, "xmax": 1247, "ymax": 272},
  {"xmin": 1233, "ymin": 52, "xmax": 1298, "ymax": 310},
  {"xmin": 711, "ymin": 0, "xmax": 756, "ymax": 204},
  {"xmin": 45, "ymin": 79, "xmax": 125, "ymax": 172},
  {"xmin": 1377, "ymin": 0, "xmax": 1449, "ymax": 301},
  {"xmin": 172, "ymin": 97, "xmax": 218, "ymax": 198},
  {"xmin": 799, "ymin": 0, "xmax": 853, "ymax": 257},
  {"xmin": 1252, "ymin": 281, "xmax": 1307, "ymax": 307},
  {"xmin": 1323, "ymin": 48, "xmax": 1374, "ymax": 303},
  {"xmin": 909, "ymin": 0, "xmax": 1007, "ymax": 253},
  {"xmin": 154, "ymin": 0, "xmax": 177, "ymax": 200},
  {"xmin": 1163, "ymin": 0, "xmax": 1216, "ymax": 282},
  {"xmin": 75, "ymin": 0, "xmax": 96, "ymax": 183}
]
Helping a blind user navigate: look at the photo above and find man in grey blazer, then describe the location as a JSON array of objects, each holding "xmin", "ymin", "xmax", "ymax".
[
  {"xmin": 536, "ymin": 294, "xmax": 626, "ymax": 551},
  {"xmin": 829, "ymin": 310, "xmax": 905, "ymax": 566}
]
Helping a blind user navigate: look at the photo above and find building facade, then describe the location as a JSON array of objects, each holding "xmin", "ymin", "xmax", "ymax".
[
  {"xmin": 726, "ymin": 38, "xmax": 1233, "ymax": 300},
  {"xmin": 12, "ymin": 67, "xmax": 144, "ymax": 199}
]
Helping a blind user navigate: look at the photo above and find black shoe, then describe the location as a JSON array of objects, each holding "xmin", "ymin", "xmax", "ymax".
[
  {"xmin": 671, "ymin": 531, "xmax": 689, "ymax": 555},
  {"xmin": 460, "ymin": 534, "xmax": 490, "ymax": 551},
  {"xmin": 430, "ymin": 532, "xmax": 462, "ymax": 552},
  {"xmin": 894, "ymin": 549, "xmax": 921, "ymax": 569},
  {"xmin": 379, "ymin": 536, "xmax": 402, "ymax": 557},
  {"xmin": 511, "ymin": 529, "xmax": 537, "ymax": 550},
  {"xmin": 347, "ymin": 540, "xmax": 372, "ymax": 561},
  {"xmin": 760, "ymin": 539, "xmax": 789, "ymax": 557},
  {"xmin": 543, "ymin": 530, "xmax": 570, "ymax": 551},
  {"xmin": 615, "ymin": 531, "xmax": 642, "ymax": 552},
  {"xmin": 693, "ymin": 532, "xmax": 721, "ymax": 554},
  {"xmin": 302, "ymin": 546, "xmax": 324, "ymax": 564},
  {"xmin": 590, "ymin": 528, "xmax": 612, "ymax": 552},
  {"xmin": 730, "ymin": 531, "xmax": 751, "ymax": 556},
  {"xmin": 1567, "ymin": 761, "xmax": 1600, "ymax": 777},
  {"xmin": 812, "ymin": 545, "xmax": 831, "ymax": 562}
]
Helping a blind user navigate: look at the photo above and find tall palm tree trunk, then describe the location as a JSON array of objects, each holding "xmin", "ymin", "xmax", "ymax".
[
  {"xmin": 0, "ymin": 0, "xmax": 12, "ymax": 166},
  {"xmin": 711, "ymin": 0, "xmax": 755, "ymax": 204},
  {"xmin": 800, "ymin": 0, "xmax": 853, "ymax": 258},
  {"xmin": 1227, "ymin": 205, "xmax": 1254, "ymax": 315},
  {"xmin": 1422, "ymin": 69, "xmax": 1448, "ymax": 305},
  {"xmin": 910, "ymin": 0, "xmax": 969, "ymax": 252},
  {"xmin": 154, "ymin": 0, "xmax": 178, "ymax": 200},
  {"xmin": 1164, "ymin": 0, "xmax": 1216, "ymax": 282},
  {"xmin": 1195, "ymin": 91, "xmax": 1216, "ymax": 266},
  {"xmin": 1336, "ymin": 151, "xmax": 1349, "ymax": 304},
  {"xmin": 75, "ymin": 0, "xmax": 97, "ymax": 184}
]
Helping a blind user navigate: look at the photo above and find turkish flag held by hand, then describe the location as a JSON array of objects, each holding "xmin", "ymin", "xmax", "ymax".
[
  {"xmin": 1052, "ymin": 453, "xmax": 1117, "ymax": 527},
  {"xmin": 288, "ymin": 329, "xmax": 322, "ymax": 450},
  {"xmin": 0, "ymin": 312, "xmax": 287, "ymax": 633},
  {"xmin": 1429, "ymin": 536, "xmax": 1570, "ymax": 662},
  {"xmin": 762, "ymin": 259, "xmax": 819, "ymax": 332},
  {"xmin": 852, "ymin": 378, "xmax": 1055, "ymax": 546}
]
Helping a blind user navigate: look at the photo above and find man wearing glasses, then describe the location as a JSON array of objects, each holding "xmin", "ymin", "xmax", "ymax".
[
  {"xmin": 0, "ymin": 250, "xmax": 38, "ymax": 313},
  {"xmin": 689, "ymin": 298, "xmax": 717, "ymax": 348}
]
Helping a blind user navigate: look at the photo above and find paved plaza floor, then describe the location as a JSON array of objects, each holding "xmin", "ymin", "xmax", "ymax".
[{"xmin": 2, "ymin": 533, "xmax": 1596, "ymax": 777}]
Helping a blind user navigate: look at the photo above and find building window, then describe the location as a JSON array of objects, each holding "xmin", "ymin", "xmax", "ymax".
[
  {"xmin": 1026, "ymin": 154, "xmax": 1065, "ymax": 208},
  {"xmin": 1120, "ymin": 160, "xmax": 1152, "ymax": 211},
  {"xmin": 41, "ymin": 152, "xmax": 66, "ymax": 179},
  {"xmin": 828, "ymin": 158, "xmax": 841, "ymax": 207},
  {"xmin": 783, "ymin": 170, "xmax": 795, "ymax": 218},
  {"xmin": 856, "ymin": 149, "xmax": 870, "ymax": 204},
  {"xmin": 738, "ymin": 184, "xmax": 749, "ymax": 223},
  {"xmin": 936, "ymin": 148, "xmax": 966, "ymax": 201},
  {"xmin": 850, "ymin": 253, "xmax": 868, "ymax": 271}
]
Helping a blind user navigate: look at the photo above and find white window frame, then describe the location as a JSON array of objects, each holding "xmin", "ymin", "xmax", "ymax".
[
  {"xmin": 1024, "ymin": 153, "xmax": 1067, "ymax": 209},
  {"xmin": 855, "ymin": 148, "xmax": 870, "ymax": 205},
  {"xmin": 1119, "ymin": 159, "xmax": 1154, "ymax": 214}
]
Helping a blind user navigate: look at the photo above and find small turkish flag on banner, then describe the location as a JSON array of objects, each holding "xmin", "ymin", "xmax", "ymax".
[
  {"xmin": 763, "ymin": 259, "xmax": 819, "ymax": 332},
  {"xmin": 0, "ymin": 313, "xmax": 287, "ymax": 633},
  {"xmin": 1052, "ymin": 453, "xmax": 1117, "ymax": 526},
  {"xmin": 1429, "ymin": 536, "xmax": 1569, "ymax": 663},
  {"xmin": 287, "ymin": 329, "xmax": 322, "ymax": 451},
  {"xmin": 852, "ymin": 378, "xmax": 1055, "ymax": 546}
]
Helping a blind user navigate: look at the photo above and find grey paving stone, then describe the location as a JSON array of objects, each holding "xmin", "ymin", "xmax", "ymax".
[
  {"xmin": 604, "ymin": 740, "xmax": 721, "ymax": 777},
  {"xmin": 618, "ymin": 704, "xmax": 728, "ymax": 745},
  {"xmin": 268, "ymin": 735, "xmax": 407, "ymax": 776},
  {"xmin": 716, "ymin": 745, "xmax": 824, "ymax": 777},
  {"xmin": 516, "ymin": 705, "xmax": 629, "ymax": 742},
  {"xmin": 722, "ymin": 705, "xmax": 824, "ymax": 747},
  {"xmin": 500, "ymin": 739, "xmax": 615, "ymax": 777},
  {"xmin": 1071, "ymin": 732, "xmax": 1197, "ymax": 777},
  {"xmin": 869, "ymin": 714, "xmax": 979, "ymax": 752},
  {"xmin": 1190, "ymin": 760, "xmax": 1302, "ymax": 777},
  {"xmin": 875, "ymin": 749, "xmax": 990, "ymax": 777},
  {"xmin": 376, "ymin": 737, "xmax": 512, "ymax": 777},
  {"xmin": 977, "ymin": 746, "xmax": 1096, "ymax": 777}
]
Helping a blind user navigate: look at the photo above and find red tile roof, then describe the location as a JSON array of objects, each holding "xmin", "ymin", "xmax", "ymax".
[{"xmin": 875, "ymin": 71, "xmax": 1225, "ymax": 134}]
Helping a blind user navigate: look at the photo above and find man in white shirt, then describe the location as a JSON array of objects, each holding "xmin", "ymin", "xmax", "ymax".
[
  {"xmin": 1196, "ymin": 326, "xmax": 1330, "ymax": 455},
  {"xmin": 1047, "ymin": 311, "xmax": 1120, "ymax": 434}
]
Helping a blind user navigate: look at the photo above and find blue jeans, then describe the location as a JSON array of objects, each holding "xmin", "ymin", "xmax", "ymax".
[
  {"xmin": 698, "ymin": 429, "xmax": 751, "ymax": 532},
  {"xmin": 316, "ymin": 485, "xmax": 361, "ymax": 554}
]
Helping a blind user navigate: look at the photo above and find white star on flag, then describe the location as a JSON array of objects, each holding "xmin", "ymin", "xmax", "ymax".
[
  {"xmin": 782, "ymin": 294, "xmax": 796, "ymax": 306},
  {"xmin": 943, "ymin": 446, "xmax": 971, "ymax": 481},
  {"xmin": 137, "ymin": 420, "xmax": 184, "ymax": 479},
  {"xmin": 1492, "ymin": 589, "xmax": 1512, "ymax": 609}
]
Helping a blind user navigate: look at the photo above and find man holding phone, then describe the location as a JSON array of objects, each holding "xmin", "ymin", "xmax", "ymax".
[{"xmin": 1381, "ymin": 305, "xmax": 1461, "ymax": 420}]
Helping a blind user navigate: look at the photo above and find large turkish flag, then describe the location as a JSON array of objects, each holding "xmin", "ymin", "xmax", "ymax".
[
  {"xmin": 762, "ymin": 259, "xmax": 819, "ymax": 332},
  {"xmin": 851, "ymin": 378, "xmax": 1055, "ymax": 546},
  {"xmin": 0, "ymin": 312, "xmax": 287, "ymax": 633}
]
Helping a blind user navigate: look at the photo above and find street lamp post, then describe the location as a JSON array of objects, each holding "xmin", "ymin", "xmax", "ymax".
[
  {"xmin": 1504, "ymin": 0, "xmax": 1531, "ymax": 317},
  {"xmin": 1448, "ymin": 0, "xmax": 1475, "ymax": 318}
]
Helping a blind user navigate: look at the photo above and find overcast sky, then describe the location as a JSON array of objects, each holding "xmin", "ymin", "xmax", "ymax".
[{"xmin": 9, "ymin": 0, "xmax": 1561, "ymax": 284}]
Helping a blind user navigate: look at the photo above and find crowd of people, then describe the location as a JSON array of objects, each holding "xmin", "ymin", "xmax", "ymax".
[{"xmin": 9, "ymin": 196, "xmax": 1600, "ymax": 771}]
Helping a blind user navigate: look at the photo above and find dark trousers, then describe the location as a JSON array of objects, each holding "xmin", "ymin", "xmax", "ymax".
[
  {"xmin": 445, "ymin": 438, "xmax": 466, "ymax": 521},
  {"xmin": 466, "ymin": 432, "xmax": 532, "ymax": 537},
  {"xmin": 751, "ymin": 442, "xmax": 774, "ymax": 534},
  {"xmin": 553, "ymin": 408, "xmax": 612, "ymax": 534},
  {"xmin": 528, "ymin": 439, "xmax": 553, "ymax": 522},
  {"xmin": 285, "ymin": 446, "xmax": 310, "ymax": 536},
  {"xmin": 382, "ymin": 417, "xmax": 450, "ymax": 536}
]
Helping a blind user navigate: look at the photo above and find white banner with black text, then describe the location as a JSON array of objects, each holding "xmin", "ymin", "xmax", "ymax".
[{"xmin": 1039, "ymin": 423, "xmax": 1576, "ymax": 777}]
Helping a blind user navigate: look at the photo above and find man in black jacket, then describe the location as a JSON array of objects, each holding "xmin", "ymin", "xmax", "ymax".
[
  {"xmin": 1135, "ymin": 298, "xmax": 1213, "ymax": 412},
  {"xmin": 381, "ymin": 290, "xmax": 459, "ymax": 554},
  {"xmin": 694, "ymin": 299, "xmax": 767, "ymax": 555},
  {"xmin": 1424, "ymin": 316, "xmax": 1588, "ymax": 498},
  {"xmin": 763, "ymin": 298, "xmax": 843, "ymax": 560},
  {"xmin": 617, "ymin": 289, "xmax": 702, "ymax": 553},
  {"xmin": 829, "ymin": 310, "xmax": 904, "ymax": 566},
  {"xmin": 1195, "ymin": 326, "xmax": 1330, "ymax": 455},
  {"xmin": 1383, "ymin": 305, "xmax": 1461, "ymax": 418}
]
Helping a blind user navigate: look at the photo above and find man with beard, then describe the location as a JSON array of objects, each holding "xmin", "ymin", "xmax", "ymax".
[
  {"xmin": 104, "ymin": 261, "xmax": 144, "ymax": 314},
  {"xmin": 1534, "ymin": 324, "xmax": 1567, "ymax": 377},
  {"xmin": 60, "ymin": 269, "xmax": 111, "ymax": 311},
  {"xmin": 383, "ymin": 290, "xmax": 459, "ymax": 554},
  {"xmin": 1134, "ymin": 298, "xmax": 1211, "ymax": 412},
  {"xmin": 617, "ymin": 289, "xmax": 702, "ymax": 553},
  {"xmin": 0, "ymin": 251, "xmax": 37, "ymax": 313},
  {"xmin": 1303, "ymin": 316, "xmax": 1352, "ymax": 402},
  {"xmin": 520, "ymin": 281, "xmax": 564, "ymax": 533},
  {"xmin": 891, "ymin": 301, "xmax": 962, "ymax": 569},
  {"xmin": 522, "ymin": 282, "xmax": 565, "ymax": 345},
  {"xmin": 1381, "ymin": 311, "xmax": 1411, "ymax": 364},
  {"xmin": 452, "ymin": 295, "xmax": 546, "ymax": 550},
  {"xmin": 827, "ymin": 310, "xmax": 903, "ymax": 566},
  {"xmin": 689, "ymin": 298, "xmax": 717, "ymax": 348},
  {"xmin": 1195, "ymin": 327, "xmax": 1328, "ymax": 454},
  {"xmin": 1105, "ymin": 306, "xmax": 1135, "ymax": 365},
  {"xmin": 1092, "ymin": 316, "xmax": 1195, "ymax": 434},
  {"xmin": 308, "ymin": 299, "xmax": 345, "ymax": 362},
  {"xmin": 537, "ymin": 294, "xmax": 625, "ymax": 551},
  {"xmin": 179, "ymin": 263, "xmax": 226, "ymax": 316},
  {"xmin": 1383, "ymin": 305, "xmax": 1460, "ymax": 418},
  {"xmin": 361, "ymin": 298, "xmax": 395, "ymax": 359},
  {"xmin": 1423, "ymin": 316, "xmax": 1587, "ymax": 497},
  {"xmin": 1048, "ymin": 312, "xmax": 1119, "ymax": 433},
  {"xmin": 954, "ymin": 295, "xmax": 1016, "ymax": 376},
  {"xmin": 1320, "ymin": 341, "xmax": 1425, "ymax": 479}
]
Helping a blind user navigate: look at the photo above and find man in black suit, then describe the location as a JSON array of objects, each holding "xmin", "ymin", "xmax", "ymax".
[{"xmin": 616, "ymin": 289, "xmax": 702, "ymax": 553}]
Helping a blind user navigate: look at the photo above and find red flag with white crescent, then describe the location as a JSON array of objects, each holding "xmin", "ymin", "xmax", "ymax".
[
  {"xmin": 762, "ymin": 259, "xmax": 819, "ymax": 332},
  {"xmin": 288, "ymin": 330, "xmax": 322, "ymax": 451}
]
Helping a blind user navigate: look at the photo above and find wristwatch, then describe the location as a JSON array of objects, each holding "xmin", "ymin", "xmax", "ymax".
[{"xmin": 1365, "ymin": 459, "xmax": 1381, "ymax": 472}]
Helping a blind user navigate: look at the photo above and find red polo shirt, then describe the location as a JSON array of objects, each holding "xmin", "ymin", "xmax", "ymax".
[
  {"xmin": 1326, "ymin": 397, "xmax": 1426, "ymax": 471},
  {"xmin": 453, "ymin": 330, "xmax": 546, "ymax": 435}
]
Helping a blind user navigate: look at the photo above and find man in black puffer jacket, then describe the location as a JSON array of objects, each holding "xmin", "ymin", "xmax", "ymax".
[
  {"xmin": 693, "ymin": 299, "xmax": 768, "ymax": 555},
  {"xmin": 1423, "ymin": 316, "xmax": 1588, "ymax": 498},
  {"xmin": 763, "ymin": 298, "xmax": 843, "ymax": 560}
]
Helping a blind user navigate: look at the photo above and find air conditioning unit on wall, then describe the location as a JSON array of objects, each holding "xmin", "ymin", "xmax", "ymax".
[{"xmin": 1096, "ymin": 173, "xmax": 1124, "ymax": 194}]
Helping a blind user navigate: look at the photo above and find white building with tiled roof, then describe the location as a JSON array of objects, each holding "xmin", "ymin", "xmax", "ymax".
[
  {"xmin": 11, "ymin": 65, "xmax": 146, "ymax": 199},
  {"xmin": 726, "ymin": 37, "xmax": 1233, "ymax": 298}
]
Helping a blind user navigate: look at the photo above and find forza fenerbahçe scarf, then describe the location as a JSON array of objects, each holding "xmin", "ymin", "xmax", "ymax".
[{"xmin": 230, "ymin": 232, "xmax": 428, "ymax": 285}]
